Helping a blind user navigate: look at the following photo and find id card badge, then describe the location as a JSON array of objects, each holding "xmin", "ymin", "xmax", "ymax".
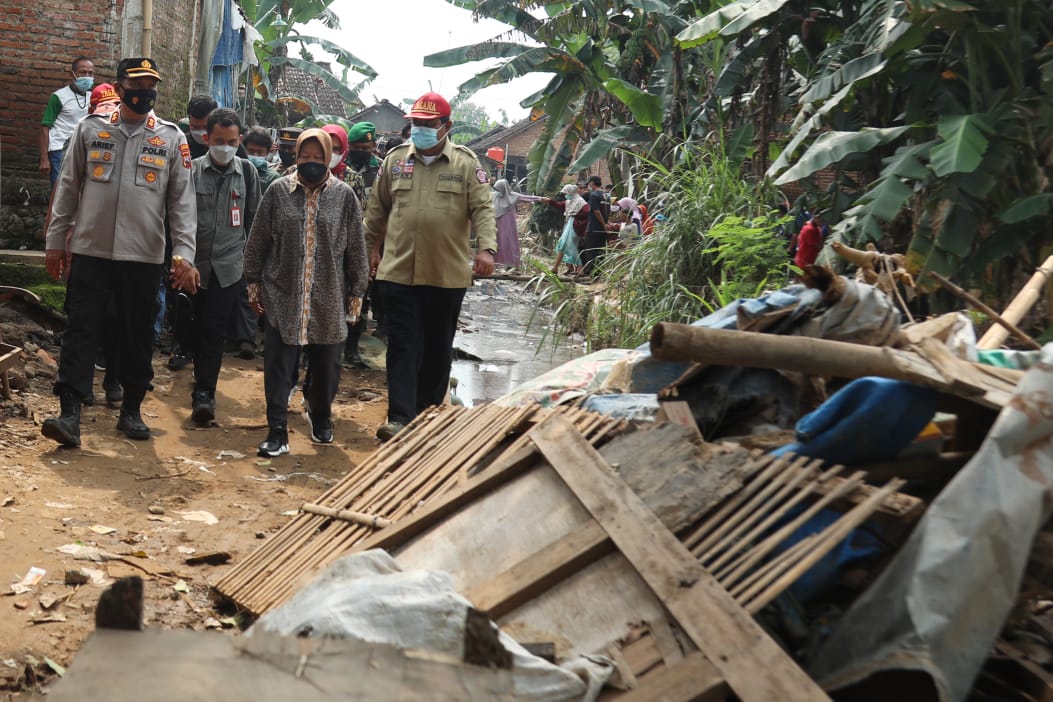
[{"xmin": 230, "ymin": 206, "xmax": 241, "ymax": 227}]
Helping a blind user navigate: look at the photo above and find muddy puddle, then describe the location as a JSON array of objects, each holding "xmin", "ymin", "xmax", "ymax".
[{"xmin": 451, "ymin": 279, "xmax": 583, "ymax": 406}]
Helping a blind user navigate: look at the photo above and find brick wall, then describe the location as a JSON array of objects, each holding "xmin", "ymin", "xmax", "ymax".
[{"xmin": 0, "ymin": 0, "xmax": 199, "ymax": 246}]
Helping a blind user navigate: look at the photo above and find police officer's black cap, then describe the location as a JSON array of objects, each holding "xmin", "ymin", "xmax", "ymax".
[
  {"xmin": 117, "ymin": 57, "xmax": 163, "ymax": 82},
  {"xmin": 278, "ymin": 127, "xmax": 303, "ymax": 145}
]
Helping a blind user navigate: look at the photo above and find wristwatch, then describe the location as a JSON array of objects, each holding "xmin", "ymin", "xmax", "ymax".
[{"xmin": 484, "ymin": 248, "xmax": 497, "ymax": 255}]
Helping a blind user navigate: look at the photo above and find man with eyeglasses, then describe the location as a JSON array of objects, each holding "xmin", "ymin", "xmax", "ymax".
[{"xmin": 364, "ymin": 92, "xmax": 496, "ymax": 442}]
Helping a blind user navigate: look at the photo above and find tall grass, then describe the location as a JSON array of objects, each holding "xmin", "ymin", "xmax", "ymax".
[
  {"xmin": 527, "ymin": 142, "xmax": 787, "ymax": 350},
  {"xmin": 595, "ymin": 144, "xmax": 784, "ymax": 347}
]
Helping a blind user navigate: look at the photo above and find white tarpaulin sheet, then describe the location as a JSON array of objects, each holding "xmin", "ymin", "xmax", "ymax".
[
  {"xmin": 248, "ymin": 550, "xmax": 608, "ymax": 701},
  {"xmin": 810, "ymin": 344, "xmax": 1053, "ymax": 701}
]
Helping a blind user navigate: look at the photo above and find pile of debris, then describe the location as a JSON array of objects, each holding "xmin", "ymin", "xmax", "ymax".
[{"xmin": 44, "ymin": 257, "xmax": 1053, "ymax": 701}]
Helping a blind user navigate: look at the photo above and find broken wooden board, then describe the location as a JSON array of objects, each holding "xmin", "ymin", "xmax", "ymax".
[
  {"xmin": 49, "ymin": 629, "xmax": 516, "ymax": 701},
  {"xmin": 531, "ymin": 415, "xmax": 831, "ymax": 701},
  {"xmin": 215, "ymin": 404, "xmax": 627, "ymax": 615}
]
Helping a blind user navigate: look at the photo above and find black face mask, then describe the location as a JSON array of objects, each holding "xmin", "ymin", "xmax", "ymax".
[
  {"xmin": 278, "ymin": 151, "xmax": 295, "ymax": 167},
  {"xmin": 121, "ymin": 88, "xmax": 157, "ymax": 115},
  {"xmin": 298, "ymin": 162, "xmax": 328, "ymax": 184},
  {"xmin": 346, "ymin": 150, "xmax": 371, "ymax": 168}
]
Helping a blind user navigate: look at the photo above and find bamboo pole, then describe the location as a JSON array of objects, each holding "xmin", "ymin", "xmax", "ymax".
[
  {"xmin": 649, "ymin": 323, "xmax": 948, "ymax": 387},
  {"xmin": 929, "ymin": 271, "xmax": 1042, "ymax": 351},
  {"xmin": 300, "ymin": 503, "xmax": 392, "ymax": 529},
  {"xmin": 977, "ymin": 255, "xmax": 1053, "ymax": 349}
]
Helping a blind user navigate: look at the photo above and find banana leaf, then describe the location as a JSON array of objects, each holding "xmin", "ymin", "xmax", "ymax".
[
  {"xmin": 456, "ymin": 47, "xmax": 587, "ymax": 96},
  {"xmin": 773, "ymin": 126, "xmax": 910, "ymax": 185},
  {"xmin": 425, "ymin": 42, "xmax": 534, "ymax": 67},
  {"xmin": 713, "ymin": 35, "xmax": 763, "ymax": 98},
  {"xmin": 604, "ymin": 79, "xmax": 664, "ymax": 129},
  {"xmin": 676, "ymin": 0, "xmax": 754, "ymax": 47},
  {"xmin": 999, "ymin": 193, "xmax": 1053, "ymax": 224},
  {"xmin": 929, "ymin": 113, "xmax": 993, "ymax": 177},
  {"xmin": 267, "ymin": 35, "xmax": 377, "ymax": 79},
  {"xmin": 723, "ymin": 123, "xmax": 754, "ymax": 167},
  {"xmin": 568, "ymin": 125, "xmax": 650, "ymax": 171},
  {"xmin": 801, "ymin": 53, "xmax": 887, "ymax": 104}
]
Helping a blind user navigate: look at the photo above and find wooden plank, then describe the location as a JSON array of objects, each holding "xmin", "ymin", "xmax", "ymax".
[
  {"xmin": 615, "ymin": 652, "xmax": 729, "ymax": 702},
  {"xmin": 649, "ymin": 616, "xmax": 685, "ymax": 666},
  {"xmin": 656, "ymin": 401, "xmax": 703, "ymax": 441},
  {"xmin": 466, "ymin": 520, "xmax": 612, "ymax": 620},
  {"xmin": 530, "ymin": 416, "xmax": 831, "ymax": 702},
  {"xmin": 352, "ymin": 441, "xmax": 543, "ymax": 556}
]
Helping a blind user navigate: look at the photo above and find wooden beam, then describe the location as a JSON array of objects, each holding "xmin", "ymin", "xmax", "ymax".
[
  {"xmin": 615, "ymin": 652, "xmax": 729, "ymax": 702},
  {"xmin": 649, "ymin": 323, "xmax": 1012, "ymax": 409},
  {"xmin": 530, "ymin": 416, "xmax": 831, "ymax": 702},
  {"xmin": 465, "ymin": 521, "xmax": 613, "ymax": 620}
]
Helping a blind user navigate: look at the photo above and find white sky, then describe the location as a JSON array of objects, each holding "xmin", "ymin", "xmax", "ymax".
[{"xmin": 301, "ymin": 0, "xmax": 553, "ymax": 123}]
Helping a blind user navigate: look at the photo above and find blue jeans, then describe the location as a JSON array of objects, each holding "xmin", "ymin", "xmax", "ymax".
[{"xmin": 48, "ymin": 150, "xmax": 64, "ymax": 189}]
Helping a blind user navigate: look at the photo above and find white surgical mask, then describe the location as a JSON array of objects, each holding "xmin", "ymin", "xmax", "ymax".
[
  {"xmin": 209, "ymin": 144, "xmax": 237, "ymax": 166},
  {"xmin": 329, "ymin": 153, "xmax": 343, "ymax": 169},
  {"xmin": 190, "ymin": 129, "xmax": 207, "ymax": 145}
]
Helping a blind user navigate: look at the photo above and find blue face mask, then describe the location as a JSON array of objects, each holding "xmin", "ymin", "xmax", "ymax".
[
  {"xmin": 248, "ymin": 155, "xmax": 268, "ymax": 168},
  {"xmin": 74, "ymin": 76, "xmax": 94, "ymax": 92},
  {"xmin": 410, "ymin": 125, "xmax": 441, "ymax": 150}
]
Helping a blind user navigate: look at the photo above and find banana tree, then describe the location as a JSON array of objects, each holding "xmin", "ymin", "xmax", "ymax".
[
  {"xmin": 426, "ymin": 0, "xmax": 706, "ymax": 193},
  {"xmin": 693, "ymin": 0, "xmax": 1053, "ymax": 290},
  {"xmin": 241, "ymin": 0, "xmax": 377, "ymax": 124}
]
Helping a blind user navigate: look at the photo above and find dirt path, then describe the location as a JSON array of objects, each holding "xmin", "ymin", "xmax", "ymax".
[{"xmin": 0, "ymin": 351, "xmax": 388, "ymax": 694}]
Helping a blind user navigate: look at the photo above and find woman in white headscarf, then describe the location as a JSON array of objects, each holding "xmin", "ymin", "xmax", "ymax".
[
  {"xmin": 492, "ymin": 178, "xmax": 543, "ymax": 269},
  {"xmin": 616, "ymin": 197, "xmax": 644, "ymax": 239},
  {"xmin": 546, "ymin": 183, "xmax": 589, "ymax": 276}
]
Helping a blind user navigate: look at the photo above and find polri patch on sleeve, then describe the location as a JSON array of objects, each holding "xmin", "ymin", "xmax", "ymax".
[
  {"xmin": 180, "ymin": 143, "xmax": 191, "ymax": 169},
  {"xmin": 475, "ymin": 168, "xmax": 488, "ymax": 184}
]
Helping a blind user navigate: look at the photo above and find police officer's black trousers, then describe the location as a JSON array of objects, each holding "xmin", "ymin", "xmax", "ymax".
[
  {"xmin": 190, "ymin": 272, "xmax": 241, "ymax": 396},
  {"xmin": 380, "ymin": 281, "xmax": 465, "ymax": 426},
  {"xmin": 55, "ymin": 255, "xmax": 161, "ymax": 402},
  {"xmin": 262, "ymin": 322, "xmax": 341, "ymax": 429}
]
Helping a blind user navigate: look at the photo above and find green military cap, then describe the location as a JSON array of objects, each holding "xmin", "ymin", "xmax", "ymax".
[
  {"xmin": 278, "ymin": 127, "xmax": 303, "ymax": 145},
  {"xmin": 347, "ymin": 121, "xmax": 376, "ymax": 144}
]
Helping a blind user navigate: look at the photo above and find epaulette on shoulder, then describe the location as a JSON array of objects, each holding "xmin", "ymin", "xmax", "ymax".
[{"xmin": 153, "ymin": 116, "xmax": 180, "ymax": 130}]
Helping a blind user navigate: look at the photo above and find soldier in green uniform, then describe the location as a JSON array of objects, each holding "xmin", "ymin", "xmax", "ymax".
[
  {"xmin": 342, "ymin": 121, "xmax": 381, "ymax": 368},
  {"xmin": 364, "ymin": 92, "xmax": 497, "ymax": 441}
]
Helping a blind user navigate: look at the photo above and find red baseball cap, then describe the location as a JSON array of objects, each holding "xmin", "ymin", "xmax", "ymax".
[
  {"xmin": 406, "ymin": 92, "xmax": 451, "ymax": 120},
  {"xmin": 90, "ymin": 83, "xmax": 120, "ymax": 112}
]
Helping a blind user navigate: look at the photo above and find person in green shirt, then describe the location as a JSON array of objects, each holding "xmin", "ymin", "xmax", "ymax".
[{"xmin": 187, "ymin": 108, "xmax": 261, "ymax": 424}]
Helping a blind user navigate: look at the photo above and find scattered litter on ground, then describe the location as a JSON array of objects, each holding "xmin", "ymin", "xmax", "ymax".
[{"xmin": 174, "ymin": 511, "xmax": 218, "ymax": 526}]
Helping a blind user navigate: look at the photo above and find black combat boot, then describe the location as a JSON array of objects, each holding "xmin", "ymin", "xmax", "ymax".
[
  {"xmin": 41, "ymin": 392, "xmax": 82, "ymax": 448},
  {"xmin": 116, "ymin": 387, "xmax": 151, "ymax": 440}
]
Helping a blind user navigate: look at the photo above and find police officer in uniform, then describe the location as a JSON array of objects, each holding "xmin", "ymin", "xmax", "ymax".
[
  {"xmin": 42, "ymin": 57, "xmax": 200, "ymax": 447},
  {"xmin": 364, "ymin": 92, "xmax": 497, "ymax": 441},
  {"xmin": 276, "ymin": 126, "xmax": 303, "ymax": 174}
]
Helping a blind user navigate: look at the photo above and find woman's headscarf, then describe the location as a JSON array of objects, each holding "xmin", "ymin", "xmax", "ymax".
[
  {"xmin": 492, "ymin": 179, "xmax": 520, "ymax": 218},
  {"xmin": 321, "ymin": 124, "xmax": 349, "ymax": 179},
  {"xmin": 295, "ymin": 128, "xmax": 334, "ymax": 189},
  {"xmin": 617, "ymin": 196, "xmax": 642, "ymax": 223},
  {"xmin": 561, "ymin": 183, "xmax": 587, "ymax": 217}
]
